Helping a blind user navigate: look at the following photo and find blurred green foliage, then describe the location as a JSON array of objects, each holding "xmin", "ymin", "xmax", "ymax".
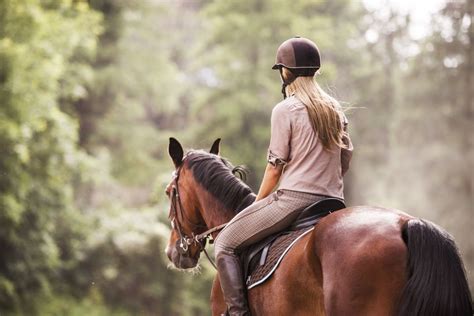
[
  {"xmin": 0, "ymin": 0, "xmax": 101, "ymax": 313},
  {"xmin": 0, "ymin": 0, "xmax": 471, "ymax": 315}
]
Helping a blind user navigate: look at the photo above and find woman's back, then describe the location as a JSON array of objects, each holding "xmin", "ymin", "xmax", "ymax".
[{"xmin": 269, "ymin": 95, "xmax": 347, "ymax": 198}]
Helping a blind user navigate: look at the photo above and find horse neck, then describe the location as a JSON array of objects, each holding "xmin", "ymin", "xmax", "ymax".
[{"xmin": 194, "ymin": 183, "xmax": 255, "ymax": 231}]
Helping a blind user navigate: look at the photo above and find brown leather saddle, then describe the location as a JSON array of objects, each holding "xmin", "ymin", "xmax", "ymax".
[{"xmin": 240, "ymin": 197, "xmax": 346, "ymax": 289}]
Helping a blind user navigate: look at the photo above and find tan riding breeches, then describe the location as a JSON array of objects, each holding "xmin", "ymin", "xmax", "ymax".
[{"xmin": 214, "ymin": 189, "xmax": 327, "ymax": 256}]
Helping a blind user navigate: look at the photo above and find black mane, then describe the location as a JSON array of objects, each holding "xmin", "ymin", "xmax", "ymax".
[{"xmin": 185, "ymin": 150, "xmax": 255, "ymax": 213}]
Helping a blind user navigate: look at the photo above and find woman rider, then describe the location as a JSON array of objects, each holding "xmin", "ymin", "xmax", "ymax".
[{"xmin": 214, "ymin": 36, "xmax": 354, "ymax": 316}]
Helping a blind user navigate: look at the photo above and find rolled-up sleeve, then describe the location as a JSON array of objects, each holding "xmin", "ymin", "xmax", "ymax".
[
  {"xmin": 267, "ymin": 104, "xmax": 291, "ymax": 166},
  {"xmin": 340, "ymin": 113, "xmax": 353, "ymax": 176}
]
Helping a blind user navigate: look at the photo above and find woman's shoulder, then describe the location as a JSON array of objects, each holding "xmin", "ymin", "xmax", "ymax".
[{"xmin": 273, "ymin": 96, "xmax": 304, "ymax": 114}]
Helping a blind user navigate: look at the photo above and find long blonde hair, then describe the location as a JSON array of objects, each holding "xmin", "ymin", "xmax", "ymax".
[{"xmin": 283, "ymin": 68, "xmax": 347, "ymax": 151}]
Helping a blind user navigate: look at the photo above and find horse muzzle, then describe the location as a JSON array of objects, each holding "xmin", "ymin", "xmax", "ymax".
[{"xmin": 166, "ymin": 244, "xmax": 199, "ymax": 269}]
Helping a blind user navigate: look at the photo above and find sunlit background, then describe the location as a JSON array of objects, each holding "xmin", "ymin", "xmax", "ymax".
[{"xmin": 0, "ymin": 0, "xmax": 472, "ymax": 315}]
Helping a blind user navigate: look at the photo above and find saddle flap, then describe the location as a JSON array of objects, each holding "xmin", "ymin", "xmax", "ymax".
[{"xmin": 241, "ymin": 233, "xmax": 282, "ymax": 280}]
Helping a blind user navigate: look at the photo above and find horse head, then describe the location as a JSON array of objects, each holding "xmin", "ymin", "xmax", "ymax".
[{"xmin": 164, "ymin": 137, "xmax": 223, "ymax": 269}]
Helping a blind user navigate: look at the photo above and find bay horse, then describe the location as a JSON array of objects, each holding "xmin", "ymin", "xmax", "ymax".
[{"xmin": 164, "ymin": 138, "xmax": 472, "ymax": 316}]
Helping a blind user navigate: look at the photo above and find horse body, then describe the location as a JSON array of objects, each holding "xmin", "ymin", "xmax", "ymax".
[
  {"xmin": 211, "ymin": 207, "xmax": 410, "ymax": 316},
  {"xmin": 165, "ymin": 139, "xmax": 472, "ymax": 316}
]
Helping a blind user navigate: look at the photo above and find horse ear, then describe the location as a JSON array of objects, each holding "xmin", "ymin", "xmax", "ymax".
[
  {"xmin": 209, "ymin": 138, "xmax": 221, "ymax": 155},
  {"xmin": 169, "ymin": 137, "xmax": 184, "ymax": 167}
]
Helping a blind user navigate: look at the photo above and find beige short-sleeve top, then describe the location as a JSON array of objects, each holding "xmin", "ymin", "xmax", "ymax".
[{"xmin": 267, "ymin": 96, "xmax": 353, "ymax": 199}]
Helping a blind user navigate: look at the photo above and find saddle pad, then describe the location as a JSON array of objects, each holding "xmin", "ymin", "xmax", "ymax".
[{"xmin": 246, "ymin": 227, "xmax": 314, "ymax": 289}]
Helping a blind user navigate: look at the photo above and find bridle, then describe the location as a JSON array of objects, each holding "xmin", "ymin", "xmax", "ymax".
[{"xmin": 168, "ymin": 165, "xmax": 227, "ymax": 269}]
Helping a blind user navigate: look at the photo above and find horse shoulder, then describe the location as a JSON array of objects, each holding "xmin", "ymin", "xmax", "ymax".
[{"xmin": 210, "ymin": 275, "xmax": 226, "ymax": 316}]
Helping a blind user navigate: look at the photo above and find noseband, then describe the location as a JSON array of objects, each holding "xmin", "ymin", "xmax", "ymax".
[{"xmin": 169, "ymin": 165, "xmax": 227, "ymax": 268}]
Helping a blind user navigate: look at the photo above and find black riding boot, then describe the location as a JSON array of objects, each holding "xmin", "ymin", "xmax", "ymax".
[{"xmin": 216, "ymin": 252, "xmax": 250, "ymax": 316}]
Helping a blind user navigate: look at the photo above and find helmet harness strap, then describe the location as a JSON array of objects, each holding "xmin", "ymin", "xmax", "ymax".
[{"xmin": 279, "ymin": 68, "xmax": 295, "ymax": 99}]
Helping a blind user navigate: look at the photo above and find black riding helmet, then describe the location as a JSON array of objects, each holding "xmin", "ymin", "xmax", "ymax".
[{"xmin": 272, "ymin": 36, "xmax": 321, "ymax": 98}]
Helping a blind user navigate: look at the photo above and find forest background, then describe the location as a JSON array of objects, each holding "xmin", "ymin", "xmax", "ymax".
[{"xmin": 0, "ymin": 0, "xmax": 472, "ymax": 315}]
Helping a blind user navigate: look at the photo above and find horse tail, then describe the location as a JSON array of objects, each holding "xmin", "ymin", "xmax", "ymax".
[{"xmin": 397, "ymin": 219, "xmax": 472, "ymax": 316}]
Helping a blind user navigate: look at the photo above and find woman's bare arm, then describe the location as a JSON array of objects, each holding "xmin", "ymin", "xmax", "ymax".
[{"xmin": 255, "ymin": 163, "xmax": 284, "ymax": 201}]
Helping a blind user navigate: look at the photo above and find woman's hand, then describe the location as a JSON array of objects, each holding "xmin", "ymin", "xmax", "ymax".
[{"xmin": 255, "ymin": 163, "xmax": 284, "ymax": 201}]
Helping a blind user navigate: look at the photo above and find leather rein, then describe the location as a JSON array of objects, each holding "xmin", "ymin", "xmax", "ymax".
[{"xmin": 169, "ymin": 166, "xmax": 227, "ymax": 269}]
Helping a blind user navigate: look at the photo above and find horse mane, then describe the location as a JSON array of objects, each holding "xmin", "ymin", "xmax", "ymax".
[{"xmin": 184, "ymin": 150, "xmax": 256, "ymax": 213}]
